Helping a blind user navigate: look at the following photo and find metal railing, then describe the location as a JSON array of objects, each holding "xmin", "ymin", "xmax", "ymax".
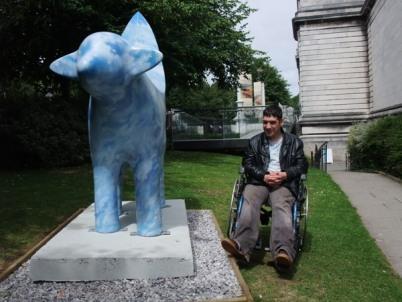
[
  {"xmin": 345, "ymin": 151, "xmax": 351, "ymax": 171},
  {"xmin": 167, "ymin": 105, "xmax": 297, "ymax": 142},
  {"xmin": 311, "ymin": 142, "xmax": 328, "ymax": 172}
]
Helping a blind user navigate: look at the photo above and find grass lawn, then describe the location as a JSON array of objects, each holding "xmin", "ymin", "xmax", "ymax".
[{"xmin": 1, "ymin": 151, "xmax": 402, "ymax": 301}]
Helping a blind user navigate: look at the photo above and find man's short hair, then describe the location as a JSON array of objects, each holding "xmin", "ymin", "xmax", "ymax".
[{"xmin": 263, "ymin": 105, "xmax": 282, "ymax": 119}]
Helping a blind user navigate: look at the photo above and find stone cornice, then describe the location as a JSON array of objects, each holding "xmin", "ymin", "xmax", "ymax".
[
  {"xmin": 292, "ymin": 0, "xmax": 377, "ymax": 40},
  {"xmin": 299, "ymin": 112, "xmax": 369, "ymax": 125}
]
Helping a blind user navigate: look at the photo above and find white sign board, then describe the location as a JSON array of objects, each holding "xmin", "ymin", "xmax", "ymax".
[{"xmin": 326, "ymin": 148, "xmax": 333, "ymax": 164}]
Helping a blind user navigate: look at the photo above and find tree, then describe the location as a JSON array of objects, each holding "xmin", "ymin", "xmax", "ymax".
[
  {"xmin": 0, "ymin": 1, "xmax": 133, "ymax": 89},
  {"xmin": 250, "ymin": 56, "xmax": 292, "ymax": 106},
  {"xmin": 0, "ymin": 0, "xmax": 255, "ymax": 167},
  {"xmin": 137, "ymin": 0, "xmax": 255, "ymax": 89},
  {"xmin": 0, "ymin": 0, "xmax": 255, "ymax": 93},
  {"xmin": 289, "ymin": 94, "xmax": 300, "ymax": 116},
  {"xmin": 166, "ymin": 83, "xmax": 237, "ymax": 135},
  {"xmin": 168, "ymin": 82, "xmax": 236, "ymax": 110}
]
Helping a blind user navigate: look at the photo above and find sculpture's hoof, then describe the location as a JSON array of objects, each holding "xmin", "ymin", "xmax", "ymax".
[
  {"xmin": 137, "ymin": 228, "xmax": 163, "ymax": 237},
  {"xmin": 95, "ymin": 224, "xmax": 121, "ymax": 233}
]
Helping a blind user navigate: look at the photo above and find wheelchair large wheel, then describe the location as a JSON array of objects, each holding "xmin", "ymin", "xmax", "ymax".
[
  {"xmin": 296, "ymin": 193, "xmax": 309, "ymax": 251},
  {"xmin": 227, "ymin": 178, "xmax": 242, "ymax": 238}
]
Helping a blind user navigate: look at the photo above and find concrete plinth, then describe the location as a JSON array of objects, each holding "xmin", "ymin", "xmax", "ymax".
[{"xmin": 30, "ymin": 199, "xmax": 194, "ymax": 281}]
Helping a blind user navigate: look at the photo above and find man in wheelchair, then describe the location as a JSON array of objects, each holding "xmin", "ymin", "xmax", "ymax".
[{"xmin": 221, "ymin": 105, "xmax": 308, "ymax": 270}]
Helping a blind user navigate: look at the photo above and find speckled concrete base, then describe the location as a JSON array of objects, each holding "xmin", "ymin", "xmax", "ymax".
[
  {"xmin": 1, "ymin": 210, "xmax": 244, "ymax": 302},
  {"xmin": 30, "ymin": 200, "xmax": 194, "ymax": 281}
]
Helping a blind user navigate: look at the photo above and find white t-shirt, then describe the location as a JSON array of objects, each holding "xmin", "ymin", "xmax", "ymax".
[{"xmin": 267, "ymin": 137, "xmax": 283, "ymax": 172}]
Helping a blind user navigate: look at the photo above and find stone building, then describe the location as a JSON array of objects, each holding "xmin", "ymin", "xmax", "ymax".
[{"xmin": 293, "ymin": 0, "xmax": 402, "ymax": 161}]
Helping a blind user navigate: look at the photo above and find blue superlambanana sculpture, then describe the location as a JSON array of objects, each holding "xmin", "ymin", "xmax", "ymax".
[{"xmin": 50, "ymin": 12, "xmax": 166, "ymax": 236}]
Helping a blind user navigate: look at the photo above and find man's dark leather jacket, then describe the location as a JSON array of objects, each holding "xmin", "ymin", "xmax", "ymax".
[{"xmin": 244, "ymin": 131, "xmax": 308, "ymax": 197}]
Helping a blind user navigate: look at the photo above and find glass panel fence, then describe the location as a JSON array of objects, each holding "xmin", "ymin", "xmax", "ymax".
[{"xmin": 168, "ymin": 105, "xmax": 296, "ymax": 141}]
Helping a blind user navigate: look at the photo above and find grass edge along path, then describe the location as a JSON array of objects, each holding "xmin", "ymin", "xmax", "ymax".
[{"xmin": 0, "ymin": 151, "xmax": 402, "ymax": 301}]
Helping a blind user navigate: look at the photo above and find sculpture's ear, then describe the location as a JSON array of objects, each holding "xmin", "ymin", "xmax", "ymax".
[
  {"xmin": 49, "ymin": 51, "xmax": 79, "ymax": 79},
  {"xmin": 127, "ymin": 48, "xmax": 163, "ymax": 77},
  {"xmin": 122, "ymin": 12, "xmax": 158, "ymax": 49}
]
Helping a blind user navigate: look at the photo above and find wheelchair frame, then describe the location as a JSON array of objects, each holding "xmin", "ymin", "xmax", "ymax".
[{"xmin": 227, "ymin": 166, "xmax": 309, "ymax": 253}]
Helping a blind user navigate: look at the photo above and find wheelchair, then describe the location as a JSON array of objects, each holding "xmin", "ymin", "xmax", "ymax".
[{"xmin": 227, "ymin": 165, "xmax": 308, "ymax": 253}]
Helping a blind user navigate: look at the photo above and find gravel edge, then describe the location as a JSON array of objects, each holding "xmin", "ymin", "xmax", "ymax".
[{"xmin": 0, "ymin": 210, "xmax": 243, "ymax": 302}]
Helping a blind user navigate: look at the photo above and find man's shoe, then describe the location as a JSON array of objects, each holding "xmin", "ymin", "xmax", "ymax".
[
  {"xmin": 221, "ymin": 238, "xmax": 249, "ymax": 262},
  {"xmin": 275, "ymin": 249, "xmax": 292, "ymax": 269}
]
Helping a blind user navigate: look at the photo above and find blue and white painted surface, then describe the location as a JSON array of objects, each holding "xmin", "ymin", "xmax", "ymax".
[{"xmin": 50, "ymin": 12, "xmax": 166, "ymax": 236}]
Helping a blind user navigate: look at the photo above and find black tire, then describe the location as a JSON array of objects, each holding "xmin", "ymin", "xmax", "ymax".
[
  {"xmin": 227, "ymin": 178, "xmax": 240, "ymax": 238},
  {"xmin": 298, "ymin": 194, "xmax": 308, "ymax": 249}
]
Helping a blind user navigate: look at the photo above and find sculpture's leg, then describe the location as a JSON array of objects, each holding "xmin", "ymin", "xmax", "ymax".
[
  {"xmin": 159, "ymin": 162, "xmax": 166, "ymax": 208},
  {"xmin": 159, "ymin": 145, "xmax": 166, "ymax": 208},
  {"xmin": 116, "ymin": 164, "xmax": 125, "ymax": 216},
  {"xmin": 93, "ymin": 165, "xmax": 121, "ymax": 233},
  {"xmin": 135, "ymin": 157, "xmax": 162, "ymax": 236}
]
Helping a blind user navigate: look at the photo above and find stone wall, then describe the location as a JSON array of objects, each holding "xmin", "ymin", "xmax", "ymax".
[
  {"xmin": 293, "ymin": 0, "xmax": 402, "ymax": 161},
  {"xmin": 299, "ymin": 20, "xmax": 369, "ymax": 117},
  {"xmin": 368, "ymin": 0, "xmax": 402, "ymax": 116},
  {"xmin": 294, "ymin": 0, "xmax": 369, "ymax": 161}
]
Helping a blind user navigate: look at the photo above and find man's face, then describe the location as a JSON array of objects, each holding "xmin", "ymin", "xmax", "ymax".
[{"xmin": 263, "ymin": 115, "xmax": 283, "ymax": 140}]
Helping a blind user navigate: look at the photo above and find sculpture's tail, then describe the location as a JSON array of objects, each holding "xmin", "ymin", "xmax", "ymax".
[{"xmin": 122, "ymin": 12, "xmax": 165, "ymax": 93}]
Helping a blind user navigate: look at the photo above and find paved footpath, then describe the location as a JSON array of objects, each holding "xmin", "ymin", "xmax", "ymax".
[{"xmin": 328, "ymin": 163, "xmax": 402, "ymax": 277}]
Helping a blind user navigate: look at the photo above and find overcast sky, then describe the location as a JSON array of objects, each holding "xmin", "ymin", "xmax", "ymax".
[{"xmin": 246, "ymin": 1, "xmax": 299, "ymax": 96}]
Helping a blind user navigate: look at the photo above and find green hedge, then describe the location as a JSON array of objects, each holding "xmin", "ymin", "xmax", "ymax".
[
  {"xmin": 0, "ymin": 88, "xmax": 90, "ymax": 168},
  {"xmin": 348, "ymin": 115, "xmax": 402, "ymax": 178}
]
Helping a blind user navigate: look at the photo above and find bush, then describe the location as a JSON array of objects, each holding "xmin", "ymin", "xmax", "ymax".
[
  {"xmin": 0, "ymin": 87, "xmax": 90, "ymax": 168},
  {"xmin": 348, "ymin": 115, "xmax": 402, "ymax": 178}
]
